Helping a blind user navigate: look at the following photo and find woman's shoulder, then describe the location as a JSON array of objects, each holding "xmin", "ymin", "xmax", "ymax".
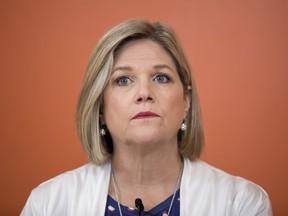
[
  {"xmin": 33, "ymin": 162, "xmax": 110, "ymax": 196},
  {"xmin": 182, "ymin": 159, "xmax": 272, "ymax": 215},
  {"xmin": 21, "ymin": 162, "xmax": 111, "ymax": 215},
  {"xmin": 184, "ymin": 159, "xmax": 269, "ymax": 196}
]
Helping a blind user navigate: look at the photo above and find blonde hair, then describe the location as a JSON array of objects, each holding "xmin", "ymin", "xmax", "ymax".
[{"xmin": 76, "ymin": 19, "xmax": 204, "ymax": 165}]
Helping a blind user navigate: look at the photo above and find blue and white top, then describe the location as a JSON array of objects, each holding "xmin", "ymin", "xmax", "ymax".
[
  {"xmin": 21, "ymin": 159, "xmax": 272, "ymax": 215},
  {"xmin": 105, "ymin": 189, "xmax": 180, "ymax": 216}
]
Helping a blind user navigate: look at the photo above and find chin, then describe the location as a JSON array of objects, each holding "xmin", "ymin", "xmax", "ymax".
[{"xmin": 131, "ymin": 130, "xmax": 162, "ymax": 144}]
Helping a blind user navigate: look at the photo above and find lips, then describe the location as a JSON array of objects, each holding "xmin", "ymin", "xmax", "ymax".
[{"xmin": 132, "ymin": 111, "xmax": 159, "ymax": 119}]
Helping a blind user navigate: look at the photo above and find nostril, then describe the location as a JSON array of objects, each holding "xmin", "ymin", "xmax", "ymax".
[
  {"xmin": 136, "ymin": 96, "xmax": 154, "ymax": 102},
  {"xmin": 147, "ymin": 96, "xmax": 153, "ymax": 101}
]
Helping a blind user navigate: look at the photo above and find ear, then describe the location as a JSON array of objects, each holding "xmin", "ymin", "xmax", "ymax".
[
  {"xmin": 99, "ymin": 113, "xmax": 105, "ymax": 125},
  {"xmin": 183, "ymin": 85, "xmax": 192, "ymax": 118},
  {"xmin": 99, "ymin": 103, "xmax": 106, "ymax": 124}
]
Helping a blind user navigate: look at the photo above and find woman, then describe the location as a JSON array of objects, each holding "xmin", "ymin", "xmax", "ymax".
[{"xmin": 21, "ymin": 19, "xmax": 272, "ymax": 216}]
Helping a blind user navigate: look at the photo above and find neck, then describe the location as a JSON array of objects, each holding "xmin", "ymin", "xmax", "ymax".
[
  {"xmin": 109, "ymin": 139, "xmax": 182, "ymax": 210},
  {"xmin": 112, "ymin": 139, "xmax": 182, "ymax": 185}
]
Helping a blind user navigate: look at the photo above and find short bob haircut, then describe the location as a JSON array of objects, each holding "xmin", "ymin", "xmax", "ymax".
[{"xmin": 76, "ymin": 19, "xmax": 204, "ymax": 165}]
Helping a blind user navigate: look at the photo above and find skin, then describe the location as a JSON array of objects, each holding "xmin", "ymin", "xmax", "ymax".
[{"xmin": 103, "ymin": 39, "xmax": 190, "ymax": 210}]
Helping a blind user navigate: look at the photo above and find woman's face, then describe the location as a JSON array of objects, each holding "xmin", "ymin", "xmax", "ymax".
[{"xmin": 103, "ymin": 39, "xmax": 190, "ymax": 147}]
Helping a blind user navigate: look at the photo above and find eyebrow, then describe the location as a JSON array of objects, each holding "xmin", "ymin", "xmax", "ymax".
[
  {"xmin": 153, "ymin": 64, "xmax": 175, "ymax": 73},
  {"xmin": 112, "ymin": 66, "xmax": 133, "ymax": 74},
  {"xmin": 112, "ymin": 64, "xmax": 175, "ymax": 74}
]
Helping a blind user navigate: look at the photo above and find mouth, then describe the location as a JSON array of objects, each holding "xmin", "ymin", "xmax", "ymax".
[{"xmin": 132, "ymin": 111, "xmax": 160, "ymax": 119}]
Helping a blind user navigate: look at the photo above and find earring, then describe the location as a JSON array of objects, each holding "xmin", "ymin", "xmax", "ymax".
[
  {"xmin": 100, "ymin": 128, "xmax": 106, "ymax": 136},
  {"xmin": 181, "ymin": 122, "xmax": 187, "ymax": 131}
]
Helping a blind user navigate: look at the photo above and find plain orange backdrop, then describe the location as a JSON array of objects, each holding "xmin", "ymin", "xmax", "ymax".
[{"xmin": 1, "ymin": 0, "xmax": 287, "ymax": 215}]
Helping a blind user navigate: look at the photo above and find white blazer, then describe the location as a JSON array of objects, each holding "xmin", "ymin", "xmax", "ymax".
[{"xmin": 21, "ymin": 158, "xmax": 272, "ymax": 215}]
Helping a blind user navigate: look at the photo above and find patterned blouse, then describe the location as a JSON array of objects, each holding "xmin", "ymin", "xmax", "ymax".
[{"xmin": 105, "ymin": 189, "xmax": 180, "ymax": 216}]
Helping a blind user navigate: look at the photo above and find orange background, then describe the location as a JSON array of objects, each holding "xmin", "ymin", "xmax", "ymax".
[{"xmin": 1, "ymin": 1, "xmax": 287, "ymax": 215}]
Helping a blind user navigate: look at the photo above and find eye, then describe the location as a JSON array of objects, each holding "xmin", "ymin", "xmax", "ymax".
[
  {"xmin": 153, "ymin": 73, "xmax": 171, "ymax": 83},
  {"xmin": 115, "ymin": 76, "xmax": 133, "ymax": 86}
]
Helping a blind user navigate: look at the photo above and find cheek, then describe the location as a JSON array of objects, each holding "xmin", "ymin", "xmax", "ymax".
[
  {"xmin": 161, "ymin": 94, "xmax": 187, "ymax": 123},
  {"xmin": 103, "ymin": 93, "xmax": 130, "ymax": 123},
  {"xmin": 166, "ymin": 90, "xmax": 186, "ymax": 112}
]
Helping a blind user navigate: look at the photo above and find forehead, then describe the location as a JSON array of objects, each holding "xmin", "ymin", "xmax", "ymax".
[{"xmin": 113, "ymin": 39, "xmax": 176, "ymax": 69}]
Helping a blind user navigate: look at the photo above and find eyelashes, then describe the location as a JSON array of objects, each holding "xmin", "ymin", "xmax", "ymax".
[
  {"xmin": 153, "ymin": 73, "xmax": 171, "ymax": 83},
  {"xmin": 113, "ymin": 73, "xmax": 172, "ymax": 86},
  {"xmin": 115, "ymin": 76, "xmax": 133, "ymax": 86}
]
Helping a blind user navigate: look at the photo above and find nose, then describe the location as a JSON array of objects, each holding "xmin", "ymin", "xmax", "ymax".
[{"xmin": 136, "ymin": 79, "xmax": 154, "ymax": 103}]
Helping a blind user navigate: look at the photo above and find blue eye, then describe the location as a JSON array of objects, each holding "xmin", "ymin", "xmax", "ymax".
[
  {"xmin": 115, "ymin": 76, "xmax": 132, "ymax": 86},
  {"xmin": 154, "ymin": 74, "xmax": 171, "ymax": 83}
]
